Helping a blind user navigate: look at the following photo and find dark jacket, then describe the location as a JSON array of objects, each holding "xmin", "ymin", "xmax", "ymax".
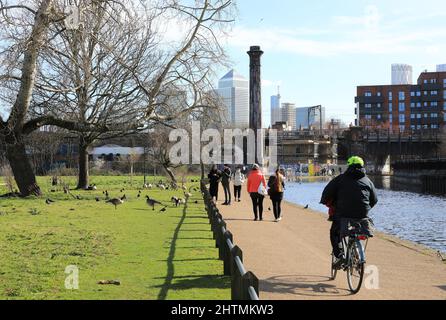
[
  {"xmin": 221, "ymin": 167, "xmax": 232, "ymax": 185},
  {"xmin": 320, "ymin": 166, "xmax": 378, "ymax": 219},
  {"xmin": 268, "ymin": 174, "xmax": 285, "ymax": 200},
  {"xmin": 208, "ymin": 170, "xmax": 221, "ymax": 196}
]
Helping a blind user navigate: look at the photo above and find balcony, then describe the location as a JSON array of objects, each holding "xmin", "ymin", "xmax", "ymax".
[
  {"xmin": 355, "ymin": 96, "xmax": 385, "ymax": 104},
  {"xmin": 420, "ymin": 83, "xmax": 442, "ymax": 91}
]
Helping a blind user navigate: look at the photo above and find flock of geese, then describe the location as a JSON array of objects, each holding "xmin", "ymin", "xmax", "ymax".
[{"xmin": 46, "ymin": 180, "xmax": 200, "ymax": 213}]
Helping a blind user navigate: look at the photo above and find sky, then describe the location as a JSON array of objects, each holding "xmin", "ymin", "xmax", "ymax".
[{"xmin": 219, "ymin": 0, "xmax": 446, "ymax": 127}]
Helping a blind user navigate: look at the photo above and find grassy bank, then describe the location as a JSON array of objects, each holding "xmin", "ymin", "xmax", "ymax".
[{"xmin": 0, "ymin": 176, "xmax": 230, "ymax": 300}]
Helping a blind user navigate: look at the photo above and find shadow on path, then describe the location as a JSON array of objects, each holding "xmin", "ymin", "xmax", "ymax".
[{"xmin": 261, "ymin": 275, "xmax": 352, "ymax": 298}]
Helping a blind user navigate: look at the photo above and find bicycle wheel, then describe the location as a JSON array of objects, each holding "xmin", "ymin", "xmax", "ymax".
[
  {"xmin": 330, "ymin": 253, "xmax": 338, "ymax": 280},
  {"xmin": 347, "ymin": 240, "xmax": 365, "ymax": 294}
]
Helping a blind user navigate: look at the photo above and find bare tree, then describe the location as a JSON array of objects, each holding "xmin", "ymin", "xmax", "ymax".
[{"xmin": 0, "ymin": 0, "xmax": 235, "ymax": 196}]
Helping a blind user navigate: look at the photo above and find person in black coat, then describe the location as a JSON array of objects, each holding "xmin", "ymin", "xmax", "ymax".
[
  {"xmin": 208, "ymin": 165, "xmax": 222, "ymax": 203},
  {"xmin": 320, "ymin": 156, "xmax": 378, "ymax": 263},
  {"xmin": 268, "ymin": 168, "xmax": 286, "ymax": 222}
]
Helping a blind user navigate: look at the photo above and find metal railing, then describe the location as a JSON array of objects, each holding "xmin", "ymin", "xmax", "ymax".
[{"xmin": 201, "ymin": 181, "xmax": 260, "ymax": 301}]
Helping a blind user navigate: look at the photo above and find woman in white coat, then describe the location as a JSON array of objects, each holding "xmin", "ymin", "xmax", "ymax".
[{"xmin": 233, "ymin": 167, "xmax": 245, "ymax": 202}]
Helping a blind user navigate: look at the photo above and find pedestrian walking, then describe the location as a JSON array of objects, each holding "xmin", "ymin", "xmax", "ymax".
[
  {"xmin": 268, "ymin": 168, "xmax": 286, "ymax": 222},
  {"xmin": 208, "ymin": 165, "xmax": 221, "ymax": 203},
  {"xmin": 233, "ymin": 167, "xmax": 245, "ymax": 202},
  {"xmin": 247, "ymin": 164, "xmax": 267, "ymax": 221},
  {"xmin": 221, "ymin": 164, "xmax": 232, "ymax": 205}
]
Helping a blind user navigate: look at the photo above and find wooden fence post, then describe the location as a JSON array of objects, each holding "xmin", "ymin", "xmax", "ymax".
[
  {"xmin": 223, "ymin": 231, "xmax": 233, "ymax": 276},
  {"xmin": 242, "ymin": 271, "xmax": 259, "ymax": 300},
  {"xmin": 231, "ymin": 246, "xmax": 243, "ymax": 300}
]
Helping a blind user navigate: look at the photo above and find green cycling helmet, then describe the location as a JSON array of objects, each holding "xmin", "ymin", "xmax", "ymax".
[{"xmin": 347, "ymin": 156, "xmax": 365, "ymax": 167}]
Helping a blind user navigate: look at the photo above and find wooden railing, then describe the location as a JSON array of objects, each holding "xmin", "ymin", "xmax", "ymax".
[{"xmin": 201, "ymin": 181, "xmax": 260, "ymax": 301}]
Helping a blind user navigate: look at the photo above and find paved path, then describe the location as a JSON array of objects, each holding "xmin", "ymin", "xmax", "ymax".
[{"xmin": 217, "ymin": 185, "xmax": 446, "ymax": 300}]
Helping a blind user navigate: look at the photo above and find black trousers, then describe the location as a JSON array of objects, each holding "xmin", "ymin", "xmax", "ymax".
[
  {"xmin": 250, "ymin": 193, "xmax": 264, "ymax": 220},
  {"xmin": 234, "ymin": 185, "xmax": 242, "ymax": 199},
  {"xmin": 330, "ymin": 219, "xmax": 341, "ymax": 258},
  {"xmin": 222, "ymin": 181, "xmax": 231, "ymax": 203},
  {"xmin": 271, "ymin": 198, "xmax": 282, "ymax": 219}
]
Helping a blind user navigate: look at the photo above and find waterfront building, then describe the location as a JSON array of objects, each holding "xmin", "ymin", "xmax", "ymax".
[{"xmin": 355, "ymin": 69, "xmax": 446, "ymax": 132}]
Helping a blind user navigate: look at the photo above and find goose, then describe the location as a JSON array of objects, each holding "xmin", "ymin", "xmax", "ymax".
[
  {"xmin": 171, "ymin": 197, "xmax": 180, "ymax": 206},
  {"xmin": 106, "ymin": 195, "xmax": 126, "ymax": 210},
  {"xmin": 146, "ymin": 196, "xmax": 162, "ymax": 211}
]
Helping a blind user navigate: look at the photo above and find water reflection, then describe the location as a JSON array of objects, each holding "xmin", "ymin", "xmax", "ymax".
[{"xmin": 285, "ymin": 179, "xmax": 446, "ymax": 253}]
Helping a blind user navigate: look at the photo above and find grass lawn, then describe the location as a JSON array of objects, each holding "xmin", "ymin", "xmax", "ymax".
[{"xmin": 0, "ymin": 176, "xmax": 230, "ymax": 300}]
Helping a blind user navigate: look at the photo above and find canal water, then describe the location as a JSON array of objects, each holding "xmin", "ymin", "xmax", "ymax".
[{"xmin": 284, "ymin": 177, "xmax": 446, "ymax": 253}]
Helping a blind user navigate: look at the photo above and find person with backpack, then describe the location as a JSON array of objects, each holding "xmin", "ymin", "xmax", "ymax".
[
  {"xmin": 208, "ymin": 165, "xmax": 222, "ymax": 204},
  {"xmin": 268, "ymin": 168, "xmax": 286, "ymax": 222}
]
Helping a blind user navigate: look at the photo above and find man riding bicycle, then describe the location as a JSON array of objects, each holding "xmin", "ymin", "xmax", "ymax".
[{"xmin": 320, "ymin": 156, "xmax": 378, "ymax": 267}]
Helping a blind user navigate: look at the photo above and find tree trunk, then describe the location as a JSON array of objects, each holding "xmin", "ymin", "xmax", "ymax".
[
  {"xmin": 77, "ymin": 142, "xmax": 89, "ymax": 190},
  {"xmin": 5, "ymin": 140, "xmax": 42, "ymax": 197},
  {"xmin": 163, "ymin": 165, "xmax": 177, "ymax": 183}
]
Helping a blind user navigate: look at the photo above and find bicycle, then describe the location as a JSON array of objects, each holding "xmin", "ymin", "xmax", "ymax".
[{"xmin": 330, "ymin": 219, "xmax": 372, "ymax": 294}]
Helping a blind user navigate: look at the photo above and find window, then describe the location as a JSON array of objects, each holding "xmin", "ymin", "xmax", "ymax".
[
  {"xmin": 389, "ymin": 91, "xmax": 393, "ymax": 100},
  {"xmin": 377, "ymin": 114, "xmax": 382, "ymax": 120},
  {"xmin": 365, "ymin": 115, "xmax": 372, "ymax": 120},
  {"xmin": 423, "ymin": 79, "xmax": 428, "ymax": 84},
  {"xmin": 365, "ymin": 92, "xmax": 372, "ymax": 97},
  {"xmin": 399, "ymin": 91, "xmax": 405, "ymax": 100},
  {"xmin": 431, "ymin": 102, "xmax": 438, "ymax": 107},
  {"xmin": 432, "ymin": 124, "xmax": 439, "ymax": 129},
  {"xmin": 410, "ymin": 102, "xmax": 415, "ymax": 108},
  {"xmin": 431, "ymin": 79, "xmax": 437, "ymax": 84},
  {"xmin": 410, "ymin": 91, "xmax": 415, "ymax": 97},
  {"xmin": 424, "ymin": 102, "xmax": 428, "ymax": 107},
  {"xmin": 411, "ymin": 125, "xmax": 416, "ymax": 130},
  {"xmin": 389, "ymin": 115, "xmax": 393, "ymax": 123},
  {"xmin": 377, "ymin": 92, "xmax": 382, "ymax": 97},
  {"xmin": 417, "ymin": 125, "xmax": 422, "ymax": 130},
  {"xmin": 431, "ymin": 91, "xmax": 438, "ymax": 95},
  {"xmin": 399, "ymin": 114, "xmax": 405, "ymax": 123},
  {"xmin": 365, "ymin": 103, "xmax": 372, "ymax": 108},
  {"xmin": 410, "ymin": 114, "xmax": 416, "ymax": 119},
  {"xmin": 399, "ymin": 125, "xmax": 405, "ymax": 132},
  {"xmin": 417, "ymin": 114, "xmax": 422, "ymax": 119},
  {"xmin": 431, "ymin": 113, "xmax": 438, "ymax": 118},
  {"xmin": 417, "ymin": 102, "xmax": 422, "ymax": 108},
  {"xmin": 399, "ymin": 103, "xmax": 405, "ymax": 112},
  {"xmin": 444, "ymin": 90, "xmax": 446, "ymax": 99},
  {"xmin": 377, "ymin": 103, "xmax": 382, "ymax": 108},
  {"xmin": 389, "ymin": 103, "xmax": 393, "ymax": 112},
  {"xmin": 443, "ymin": 79, "xmax": 446, "ymax": 88},
  {"xmin": 417, "ymin": 91, "xmax": 421, "ymax": 97},
  {"xmin": 424, "ymin": 91, "xmax": 428, "ymax": 96},
  {"xmin": 424, "ymin": 113, "xmax": 429, "ymax": 118}
]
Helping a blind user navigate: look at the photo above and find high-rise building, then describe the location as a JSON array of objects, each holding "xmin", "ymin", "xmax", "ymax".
[
  {"xmin": 391, "ymin": 64, "xmax": 413, "ymax": 85},
  {"xmin": 270, "ymin": 88, "xmax": 282, "ymax": 127},
  {"xmin": 216, "ymin": 70, "xmax": 249, "ymax": 128},
  {"xmin": 281, "ymin": 103, "xmax": 297, "ymax": 130},
  {"xmin": 296, "ymin": 106, "xmax": 326, "ymax": 130},
  {"xmin": 355, "ymin": 69, "xmax": 446, "ymax": 131}
]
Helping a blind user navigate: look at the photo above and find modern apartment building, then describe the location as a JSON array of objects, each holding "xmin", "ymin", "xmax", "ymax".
[
  {"xmin": 355, "ymin": 69, "xmax": 446, "ymax": 132},
  {"xmin": 216, "ymin": 69, "xmax": 249, "ymax": 128}
]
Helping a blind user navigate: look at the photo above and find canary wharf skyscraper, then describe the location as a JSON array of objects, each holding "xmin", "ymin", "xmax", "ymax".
[{"xmin": 216, "ymin": 70, "xmax": 250, "ymax": 128}]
